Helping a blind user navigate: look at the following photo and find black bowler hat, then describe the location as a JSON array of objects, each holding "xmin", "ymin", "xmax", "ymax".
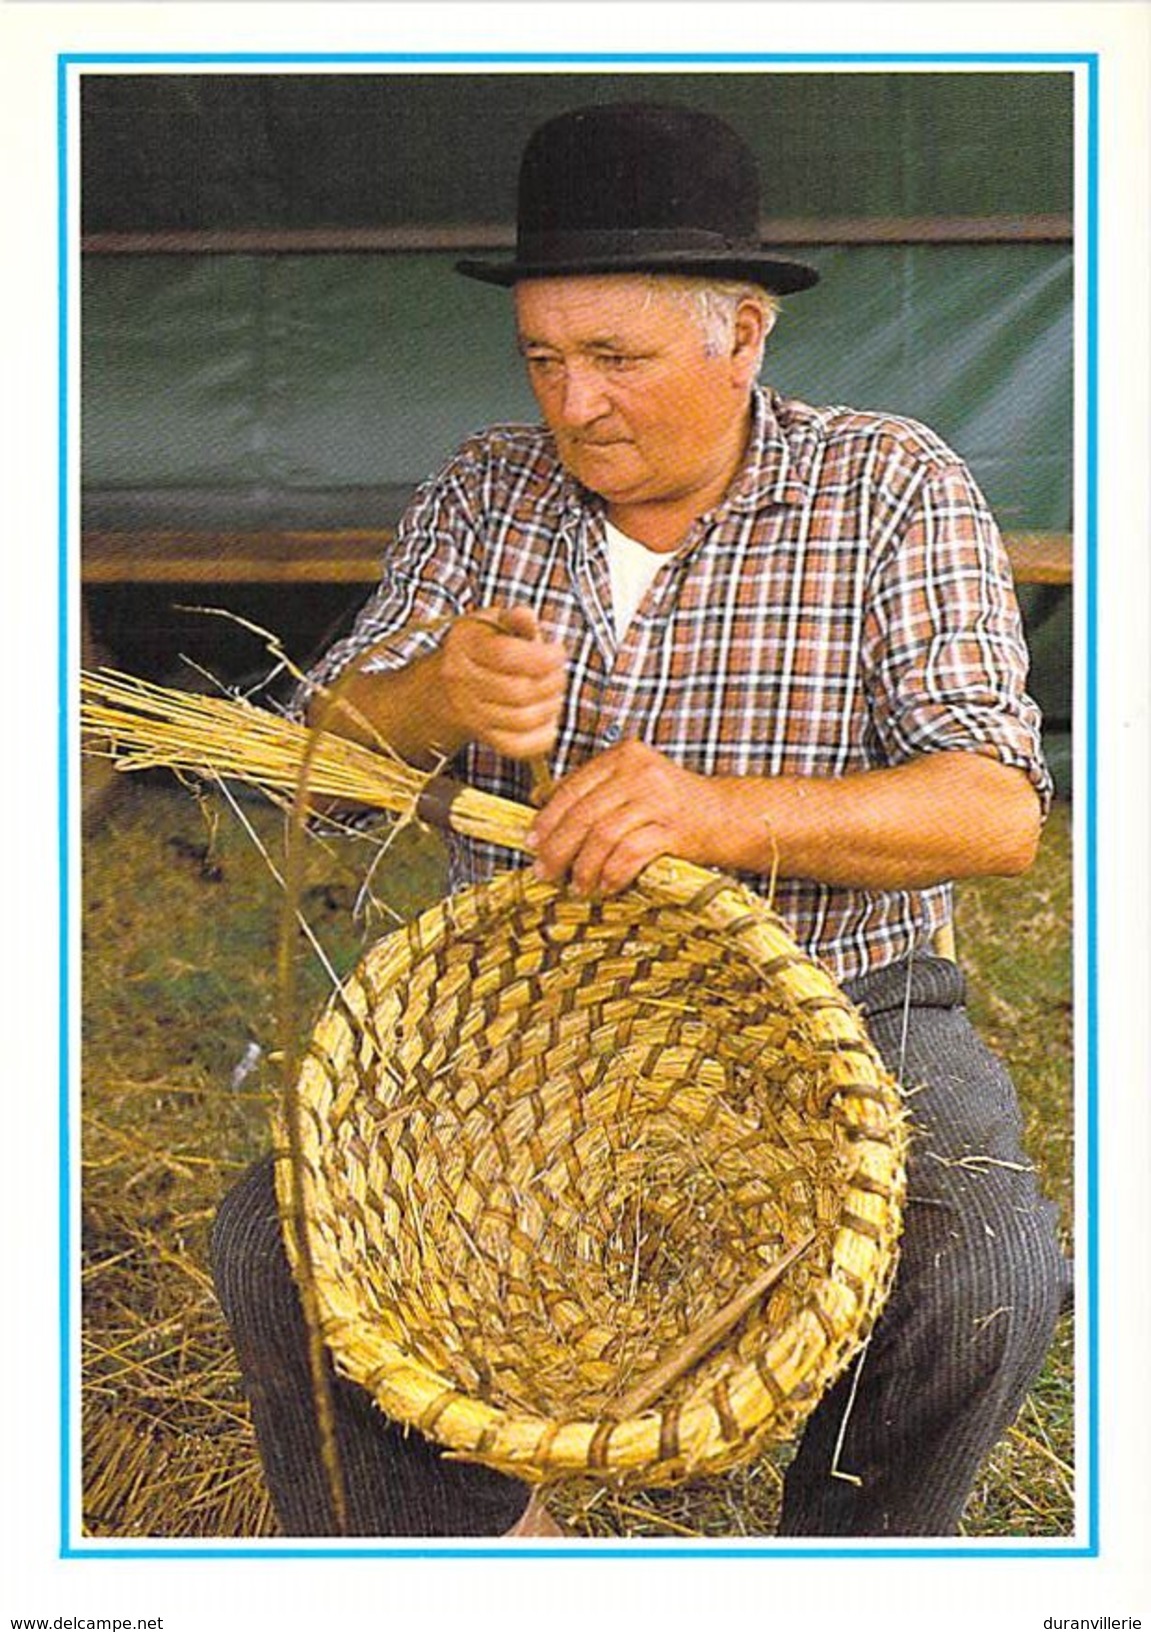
[{"xmin": 456, "ymin": 102, "xmax": 819, "ymax": 295}]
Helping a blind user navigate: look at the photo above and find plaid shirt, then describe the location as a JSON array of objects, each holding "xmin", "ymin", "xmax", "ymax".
[{"xmin": 308, "ymin": 387, "xmax": 1050, "ymax": 984}]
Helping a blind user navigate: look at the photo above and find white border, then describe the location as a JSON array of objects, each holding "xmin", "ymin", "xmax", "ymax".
[{"xmin": 2, "ymin": 6, "xmax": 1147, "ymax": 1630}]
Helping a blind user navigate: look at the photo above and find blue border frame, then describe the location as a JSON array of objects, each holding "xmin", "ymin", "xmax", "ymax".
[{"xmin": 59, "ymin": 50, "xmax": 1098, "ymax": 1561}]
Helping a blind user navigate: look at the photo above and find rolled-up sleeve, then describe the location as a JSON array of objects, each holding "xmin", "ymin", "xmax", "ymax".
[{"xmin": 862, "ymin": 457, "xmax": 1054, "ymax": 814}]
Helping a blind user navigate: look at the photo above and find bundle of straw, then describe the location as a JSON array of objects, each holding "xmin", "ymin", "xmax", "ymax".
[{"xmin": 80, "ymin": 667, "xmax": 533, "ymax": 856}]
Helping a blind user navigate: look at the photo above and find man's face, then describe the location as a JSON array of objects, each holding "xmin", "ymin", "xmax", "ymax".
[{"xmin": 514, "ymin": 276, "xmax": 758, "ymax": 519}]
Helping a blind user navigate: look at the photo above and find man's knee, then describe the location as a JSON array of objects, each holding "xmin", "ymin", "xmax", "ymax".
[
  {"xmin": 210, "ymin": 1155, "xmax": 287, "ymax": 1329},
  {"xmin": 977, "ymin": 1193, "xmax": 1068, "ymax": 1365},
  {"xmin": 889, "ymin": 1182, "xmax": 1066, "ymax": 1394}
]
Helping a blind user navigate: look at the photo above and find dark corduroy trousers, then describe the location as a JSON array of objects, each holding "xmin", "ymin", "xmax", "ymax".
[{"xmin": 211, "ymin": 955, "xmax": 1070, "ymax": 1537}]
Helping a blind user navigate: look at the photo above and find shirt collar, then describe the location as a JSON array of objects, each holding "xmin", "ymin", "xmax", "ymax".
[{"xmin": 722, "ymin": 386, "xmax": 810, "ymax": 513}]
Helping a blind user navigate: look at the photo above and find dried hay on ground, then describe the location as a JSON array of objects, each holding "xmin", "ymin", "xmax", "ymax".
[{"xmin": 81, "ymin": 1077, "xmax": 277, "ymax": 1537}]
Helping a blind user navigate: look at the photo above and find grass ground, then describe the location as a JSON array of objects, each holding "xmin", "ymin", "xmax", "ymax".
[{"xmin": 79, "ymin": 776, "xmax": 1074, "ymax": 1540}]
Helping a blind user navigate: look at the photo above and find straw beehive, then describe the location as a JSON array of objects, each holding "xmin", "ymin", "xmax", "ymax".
[{"xmin": 82, "ymin": 668, "xmax": 908, "ymax": 1487}]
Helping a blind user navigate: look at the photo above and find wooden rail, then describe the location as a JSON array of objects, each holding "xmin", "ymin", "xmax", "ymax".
[
  {"xmin": 81, "ymin": 216, "xmax": 1073, "ymax": 256},
  {"xmin": 81, "ymin": 529, "xmax": 1074, "ymax": 588}
]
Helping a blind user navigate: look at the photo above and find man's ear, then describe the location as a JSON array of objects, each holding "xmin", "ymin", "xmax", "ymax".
[{"xmin": 731, "ymin": 298, "xmax": 770, "ymax": 382}]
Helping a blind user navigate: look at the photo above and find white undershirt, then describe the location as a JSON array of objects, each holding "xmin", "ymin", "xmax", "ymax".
[{"xmin": 603, "ymin": 520, "xmax": 670, "ymax": 640}]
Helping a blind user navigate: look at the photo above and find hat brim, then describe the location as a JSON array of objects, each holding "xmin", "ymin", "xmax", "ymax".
[{"xmin": 455, "ymin": 250, "xmax": 819, "ymax": 295}]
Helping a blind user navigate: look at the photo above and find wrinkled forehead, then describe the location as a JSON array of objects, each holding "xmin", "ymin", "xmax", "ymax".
[{"xmin": 513, "ymin": 274, "xmax": 702, "ymax": 347}]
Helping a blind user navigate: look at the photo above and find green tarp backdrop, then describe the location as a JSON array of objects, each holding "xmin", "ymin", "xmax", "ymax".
[{"xmin": 80, "ymin": 72, "xmax": 1074, "ymax": 786}]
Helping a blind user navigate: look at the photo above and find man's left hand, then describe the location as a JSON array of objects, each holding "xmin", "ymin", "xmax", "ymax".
[{"xmin": 528, "ymin": 741, "xmax": 712, "ymax": 896}]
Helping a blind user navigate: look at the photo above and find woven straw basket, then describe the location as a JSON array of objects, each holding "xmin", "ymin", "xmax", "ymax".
[{"xmin": 276, "ymin": 856, "xmax": 907, "ymax": 1489}]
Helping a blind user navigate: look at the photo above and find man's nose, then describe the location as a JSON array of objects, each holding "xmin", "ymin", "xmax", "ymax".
[{"xmin": 557, "ymin": 362, "xmax": 610, "ymax": 426}]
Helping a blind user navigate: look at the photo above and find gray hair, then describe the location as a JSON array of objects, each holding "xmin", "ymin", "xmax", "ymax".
[{"xmin": 641, "ymin": 276, "xmax": 781, "ymax": 367}]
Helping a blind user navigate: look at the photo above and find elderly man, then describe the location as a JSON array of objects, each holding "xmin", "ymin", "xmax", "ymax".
[{"xmin": 212, "ymin": 101, "xmax": 1068, "ymax": 1538}]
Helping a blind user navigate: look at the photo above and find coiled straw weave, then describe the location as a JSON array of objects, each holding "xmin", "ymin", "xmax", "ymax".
[{"xmin": 277, "ymin": 856, "xmax": 907, "ymax": 1487}]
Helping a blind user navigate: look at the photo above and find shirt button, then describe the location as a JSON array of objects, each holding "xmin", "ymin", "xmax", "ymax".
[{"xmin": 603, "ymin": 722, "xmax": 622, "ymax": 744}]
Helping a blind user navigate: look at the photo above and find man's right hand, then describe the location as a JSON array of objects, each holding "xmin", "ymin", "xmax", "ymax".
[{"xmin": 438, "ymin": 605, "xmax": 567, "ymax": 761}]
